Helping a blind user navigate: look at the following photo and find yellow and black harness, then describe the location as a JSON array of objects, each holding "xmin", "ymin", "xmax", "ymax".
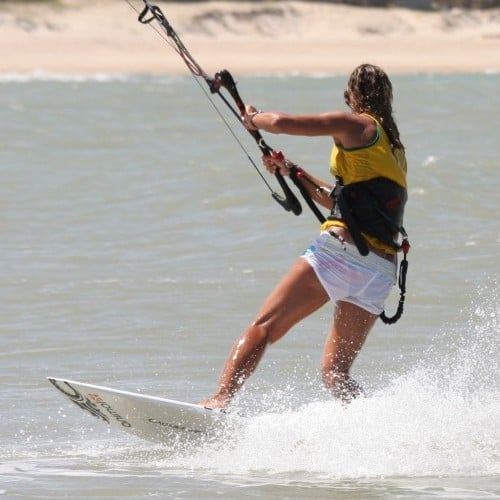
[{"xmin": 329, "ymin": 175, "xmax": 410, "ymax": 324}]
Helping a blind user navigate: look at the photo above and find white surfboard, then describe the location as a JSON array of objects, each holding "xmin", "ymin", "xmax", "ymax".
[{"xmin": 48, "ymin": 377, "xmax": 228, "ymax": 443}]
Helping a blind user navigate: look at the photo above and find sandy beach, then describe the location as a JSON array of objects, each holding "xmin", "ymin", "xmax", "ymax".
[{"xmin": 1, "ymin": 0, "xmax": 499, "ymax": 75}]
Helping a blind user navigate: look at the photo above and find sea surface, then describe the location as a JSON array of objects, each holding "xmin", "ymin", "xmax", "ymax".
[{"xmin": 0, "ymin": 72, "xmax": 498, "ymax": 499}]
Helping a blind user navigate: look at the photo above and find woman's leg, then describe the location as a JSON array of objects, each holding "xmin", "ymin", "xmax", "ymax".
[
  {"xmin": 202, "ymin": 258, "xmax": 329, "ymax": 409},
  {"xmin": 322, "ymin": 300, "xmax": 379, "ymax": 402}
]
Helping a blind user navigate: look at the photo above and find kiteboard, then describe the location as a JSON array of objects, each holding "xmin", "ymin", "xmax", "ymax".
[{"xmin": 48, "ymin": 377, "xmax": 228, "ymax": 444}]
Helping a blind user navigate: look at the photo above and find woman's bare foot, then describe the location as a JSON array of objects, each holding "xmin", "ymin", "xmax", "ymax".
[{"xmin": 200, "ymin": 396, "xmax": 230, "ymax": 411}]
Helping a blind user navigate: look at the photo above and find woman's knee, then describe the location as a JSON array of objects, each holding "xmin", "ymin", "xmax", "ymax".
[{"xmin": 249, "ymin": 314, "xmax": 287, "ymax": 346}]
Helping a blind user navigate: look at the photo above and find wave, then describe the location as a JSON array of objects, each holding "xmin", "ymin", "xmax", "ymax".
[
  {"xmin": 171, "ymin": 279, "xmax": 499, "ymax": 479},
  {"xmin": 3, "ymin": 281, "xmax": 497, "ymax": 490},
  {"xmin": 0, "ymin": 72, "xmax": 186, "ymax": 84}
]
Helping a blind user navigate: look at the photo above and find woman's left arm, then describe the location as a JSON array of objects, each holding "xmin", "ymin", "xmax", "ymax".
[{"xmin": 243, "ymin": 105, "xmax": 374, "ymax": 148}]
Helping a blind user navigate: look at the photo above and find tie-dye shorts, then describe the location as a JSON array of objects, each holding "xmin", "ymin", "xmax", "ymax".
[{"xmin": 301, "ymin": 231, "xmax": 397, "ymax": 315}]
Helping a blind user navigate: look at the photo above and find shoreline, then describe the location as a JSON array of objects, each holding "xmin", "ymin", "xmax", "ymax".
[{"xmin": 1, "ymin": 1, "xmax": 499, "ymax": 76}]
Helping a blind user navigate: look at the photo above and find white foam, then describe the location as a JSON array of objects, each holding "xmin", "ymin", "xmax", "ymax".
[
  {"xmin": 0, "ymin": 72, "xmax": 132, "ymax": 83},
  {"xmin": 0, "ymin": 72, "xmax": 183, "ymax": 84},
  {"xmin": 168, "ymin": 281, "xmax": 499, "ymax": 479}
]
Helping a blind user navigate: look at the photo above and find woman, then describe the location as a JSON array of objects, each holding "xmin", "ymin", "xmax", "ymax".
[{"xmin": 202, "ymin": 64, "xmax": 408, "ymax": 409}]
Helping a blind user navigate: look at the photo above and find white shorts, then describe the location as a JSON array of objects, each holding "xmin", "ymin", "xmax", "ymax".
[{"xmin": 301, "ymin": 231, "xmax": 397, "ymax": 315}]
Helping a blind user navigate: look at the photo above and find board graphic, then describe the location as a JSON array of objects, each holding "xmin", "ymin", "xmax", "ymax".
[{"xmin": 48, "ymin": 378, "xmax": 228, "ymax": 443}]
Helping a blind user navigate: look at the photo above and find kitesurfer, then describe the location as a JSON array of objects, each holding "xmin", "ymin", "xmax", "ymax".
[{"xmin": 202, "ymin": 64, "xmax": 408, "ymax": 409}]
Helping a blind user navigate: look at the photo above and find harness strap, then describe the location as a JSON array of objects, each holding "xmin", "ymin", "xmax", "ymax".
[{"xmin": 380, "ymin": 241, "xmax": 409, "ymax": 324}]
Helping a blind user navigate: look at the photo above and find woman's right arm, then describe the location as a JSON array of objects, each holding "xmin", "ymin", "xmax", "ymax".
[{"xmin": 263, "ymin": 153, "xmax": 334, "ymax": 211}]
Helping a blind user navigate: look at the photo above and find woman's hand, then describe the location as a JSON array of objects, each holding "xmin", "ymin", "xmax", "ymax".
[
  {"xmin": 242, "ymin": 104, "xmax": 261, "ymax": 131},
  {"xmin": 262, "ymin": 151, "xmax": 291, "ymax": 177}
]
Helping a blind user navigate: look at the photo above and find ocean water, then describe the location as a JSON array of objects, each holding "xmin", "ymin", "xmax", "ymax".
[{"xmin": 0, "ymin": 72, "xmax": 498, "ymax": 499}]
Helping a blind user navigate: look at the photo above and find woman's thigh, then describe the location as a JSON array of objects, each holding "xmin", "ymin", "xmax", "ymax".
[{"xmin": 253, "ymin": 257, "xmax": 330, "ymax": 344}]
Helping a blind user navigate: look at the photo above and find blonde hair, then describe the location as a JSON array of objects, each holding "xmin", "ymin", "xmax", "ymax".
[{"xmin": 344, "ymin": 64, "xmax": 404, "ymax": 151}]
